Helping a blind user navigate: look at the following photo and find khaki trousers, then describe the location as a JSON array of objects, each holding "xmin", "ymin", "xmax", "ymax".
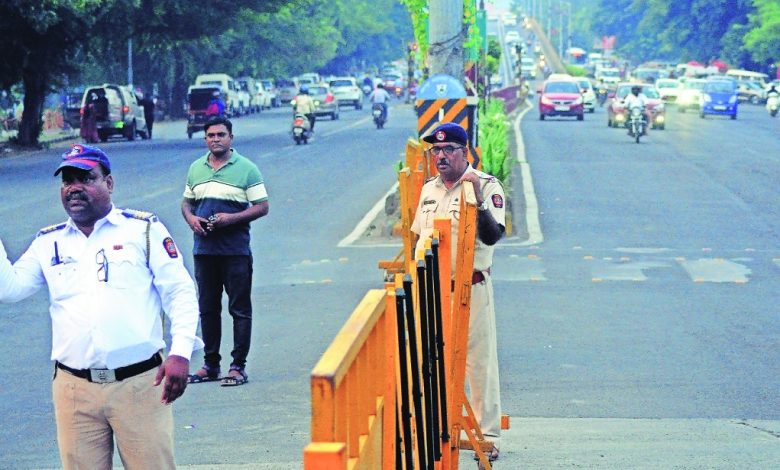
[
  {"xmin": 466, "ymin": 276, "xmax": 502, "ymax": 448},
  {"xmin": 52, "ymin": 367, "xmax": 175, "ymax": 470}
]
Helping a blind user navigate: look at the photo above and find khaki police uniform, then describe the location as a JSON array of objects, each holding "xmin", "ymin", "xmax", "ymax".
[{"xmin": 411, "ymin": 166, "xmax": 506, "ymax": 447}]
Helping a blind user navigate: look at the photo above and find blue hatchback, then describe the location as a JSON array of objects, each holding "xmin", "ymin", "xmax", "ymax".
[{"xmin": 700, "ymin": 78, "xmax": 738, "ymax": 119}]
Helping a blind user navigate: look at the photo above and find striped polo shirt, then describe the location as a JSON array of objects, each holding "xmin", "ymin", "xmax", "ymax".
[{"xmin": 183, "ymin": 149, "xmax": 267, "ymax": 255}]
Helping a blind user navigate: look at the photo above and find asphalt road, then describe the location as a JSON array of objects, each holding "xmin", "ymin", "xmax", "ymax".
[{"xmin": 2, "ymin": 94, "xmax": 780, "ymax": 469}]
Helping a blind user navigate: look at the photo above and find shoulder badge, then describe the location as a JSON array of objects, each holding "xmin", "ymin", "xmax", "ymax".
[
  {"xmin": 162, "ymin": 237, "xmax": 179, "ymax": 258},
  {"xmin": 37, "ymin": 222, "xmax": 66, "ymax": 236},
  {"xmin": 121, "ymin": 209, "xmax": 158, "ymax": 222}
]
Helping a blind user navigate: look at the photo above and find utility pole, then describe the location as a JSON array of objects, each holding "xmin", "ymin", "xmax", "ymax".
[
  {"xmin": 428, "ymin": 0, "xmax": 465, "ymax": 79},
  {"xmin": 127, "ymin": 39, "xmax": 133, "ymax": 88},
  {"xmin": 558, "ymin": 0, "xmax": 563, "ymax": 59}
]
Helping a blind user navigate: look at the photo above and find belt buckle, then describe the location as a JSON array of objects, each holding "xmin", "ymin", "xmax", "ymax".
[{"xmin": 89, "ymin": 368, "xmax": 117, "ymax": 383}]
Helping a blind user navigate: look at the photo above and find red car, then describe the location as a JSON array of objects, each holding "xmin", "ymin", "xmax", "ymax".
[
  {"xmin": 607, "ymin": 82, "xmax": 666, "ymax": 130},
  {"xmin": 538, "ymin": 77, "xmax": 585, "ymax": 121}
]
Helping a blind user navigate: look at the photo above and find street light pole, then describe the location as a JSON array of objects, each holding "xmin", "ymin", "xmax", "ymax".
[{"xmin": 558, "ymin": 0, "xmax": 563, "ymax": 59}]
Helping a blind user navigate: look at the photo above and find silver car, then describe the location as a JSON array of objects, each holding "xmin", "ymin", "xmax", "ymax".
[{"xmin": 307, "ymin": 84, "xmax": 340, "ymax": 120}]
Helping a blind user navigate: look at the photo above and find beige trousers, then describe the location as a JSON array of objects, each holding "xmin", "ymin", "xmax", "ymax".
[
  {"xmin": 466, "ymin": 276, "xmax": 502, "ymax": 448},
  {"xmin": 52, "ymin": 367, "xmax": 175, "ymax": 470}
]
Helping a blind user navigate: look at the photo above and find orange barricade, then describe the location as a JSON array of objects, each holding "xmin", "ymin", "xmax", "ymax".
[{"xmin": 305, "ymin": 289, "xmax": 397, "ymax": 470}]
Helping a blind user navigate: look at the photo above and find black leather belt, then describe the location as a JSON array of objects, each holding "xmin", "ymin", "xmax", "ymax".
[{"xmin": 56, "ymin": 353, "xmax": 162, "ymax": 384}]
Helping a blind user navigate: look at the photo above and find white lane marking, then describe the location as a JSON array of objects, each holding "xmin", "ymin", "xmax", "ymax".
[
  {"xmin": 338, "ymin": 182, "xmax": 400, "ymax": 247},
  {"xmin": 515, "ymin": 101, "xmax": 544, "ymax": 246},
  {"xmin": 321, "ymin": 114, "xmax": 374, "ymax": 138}
]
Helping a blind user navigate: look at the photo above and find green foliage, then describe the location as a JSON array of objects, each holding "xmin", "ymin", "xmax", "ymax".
[
  {"xmin": 400, "ymin": 0, "xmax": 429, "ymax": 60},
  {"xmin": 478, "ymin": 98, "xmax": 511, "ymax": 188},
  {"xmin": 0, "ymin": 0, "xmax": 413, "ymax": 146},
  {"xmin": 588, "ymin": 0, "xmax": 758, "ymax": 66},
  {"xmin": 743, "ymin": 0, "xmax": 780, "ymax": 64}
]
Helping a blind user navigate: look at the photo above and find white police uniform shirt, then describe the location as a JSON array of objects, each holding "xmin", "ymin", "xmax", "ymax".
[{"xmin": 0, "ymin": 206, "xmax": 203, "ymax": 369}]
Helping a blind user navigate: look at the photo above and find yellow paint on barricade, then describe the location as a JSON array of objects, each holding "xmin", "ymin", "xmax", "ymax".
[{"xmin": 306, "ymin": 289, "xmax": 397, "ymax": 470}]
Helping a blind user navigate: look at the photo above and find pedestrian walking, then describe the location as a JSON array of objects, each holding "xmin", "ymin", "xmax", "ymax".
[
  {"xmin": 182, "ymin": 116, "xmax": 269, "ymax": 387},
  {"xmin": 142, "ymin": 93, "xmax": 156, "ymax": 139},
  {"xmin": 80, "ymin": 93, "xmax": 99, "ymax": 143},
  {"xmin": 0, "ymin": 144, "xmax": 203, "ymax": 470},
  {"xmin": 411, "ymin": 122, "xmax": 506, "ymax": 464}
]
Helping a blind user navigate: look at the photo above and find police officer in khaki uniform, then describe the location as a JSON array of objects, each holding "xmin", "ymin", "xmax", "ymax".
[{"xmin": 411, "ymin": 122, "xmax": 505, "ymax": 462}]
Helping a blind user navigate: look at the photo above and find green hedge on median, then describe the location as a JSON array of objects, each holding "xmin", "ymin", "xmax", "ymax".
[{"xmin": 478, "ymin": 98, "xmax": 512, "ymax": 189}]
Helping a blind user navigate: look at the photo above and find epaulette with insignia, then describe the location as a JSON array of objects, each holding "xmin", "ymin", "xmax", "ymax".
[
  {"xmin": 121, "ymin": 209, "xmax": 158, "ymax": 222},
  {"xmin": 37, "ymin": 222, "xmax": 66, "ymax": 236}
]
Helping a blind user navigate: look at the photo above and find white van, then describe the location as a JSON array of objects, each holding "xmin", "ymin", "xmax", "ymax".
[
  {"xmin": 194, "ymin": 73, "xmax": 242, "ymax": 117},
  {"xmin": 725, "ymin": 69, "xmax": 768, "ymax": 87}
]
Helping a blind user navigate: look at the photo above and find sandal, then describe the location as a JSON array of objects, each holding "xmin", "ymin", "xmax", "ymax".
[
  {"xmin": 474, "ymin": 446, "xmax": 499, "ymax": 462},
  {"xmin": 220, "ymin": 365, "xmax": 248, "ymax": 387},
  {"xmin": 187, "ymin": 365, "xmax": 221, "ymax": 384}
]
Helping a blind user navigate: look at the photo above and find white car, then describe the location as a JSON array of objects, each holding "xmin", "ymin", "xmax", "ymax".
[
  {"xmin": 521, "ymin": 57, "xmax": 537, "ymax": 79},
  {"xmin": 655, "ymin": 78, "xmax": 681, "ymax": 104},
  {"xmin": 504, "ymin": 31, "xmax": 521, "ymax": 44},
  {"xmin": 259, "ymin": 79, "xmax": 281, "ymax": 107},
  {"xmin": 328, "ymin": 77, "xmax": 363, "ymax": 109},
  {"xmin": 575, "ymin": 77, "xmax": 596, "ymax": 113},
  {"xmin": 677, "ymin": 78, "xmax": 706, "ymax": 112}
]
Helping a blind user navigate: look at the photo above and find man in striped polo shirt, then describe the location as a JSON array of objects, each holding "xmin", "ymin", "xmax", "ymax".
[{"xmin": 182, "ymin": 116, "xmax": 269, "ymax": 387}]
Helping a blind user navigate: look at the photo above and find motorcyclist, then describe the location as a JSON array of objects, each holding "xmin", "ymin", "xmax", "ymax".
[
  {"xmin": 368, "ymin": 83, "xmax": 391, "ymax": 121},
  {"xmin": 622, "ymin": 85, "xmax": 651, "ymax": 135},
  {"xmin": 767, "ymin": 84, "xmax": 779, "ymax": 98},
  {"xmin": 293, "ymin": 86, "xmax": 316, "ymax": 131},
  {"xmin": 596, "ymin": 79, "xmax": 609, "ymax": 105}
]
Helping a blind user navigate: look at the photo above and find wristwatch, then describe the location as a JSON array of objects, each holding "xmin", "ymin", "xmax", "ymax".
[{"xmin": 478, "ymin": 200, "xmax": 489, "ymax": 211}]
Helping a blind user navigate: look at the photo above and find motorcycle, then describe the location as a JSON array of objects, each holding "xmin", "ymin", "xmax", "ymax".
[
  {"xmin": 372, "ymin": 103, "xmax": 386, "ymax": 129},
  {"xmin": 627, "ymin": 106, "xmax": 647, "ymax": 144},
  {"xmin": 362, "ymin": 84, "xmax": 373, "ymax": 96},
  {"xmin": 766, "ymin": 92, "xmax": 779, "ymax": 117},
  {"xmin": 291, "ymin": 112, "xmax": 312, "ymax": 144},
  {"xmin": 597, "ymin": 88, "xmax": 608, "ymax": 107}
]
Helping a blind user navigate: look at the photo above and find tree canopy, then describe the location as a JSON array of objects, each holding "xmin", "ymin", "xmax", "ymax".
[
  {"xmin": 0, "ymin": 0, "xmax": 412, "ymax": 146},
  {"xmin": 585, "ymin": 0, "xmax": 775, "ymax": 69}
]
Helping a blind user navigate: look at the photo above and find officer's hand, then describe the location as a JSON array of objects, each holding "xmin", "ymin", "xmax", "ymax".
[
  {"xmin": 460, "ymin": 173, "xmax": 484, "ymax": 205},
  {"xmin": 155, "ymin": 355, "xmax": 189, "ymax": 404},
  {"xmin": 188, "ymin": 215, "xmax": 209, "ymax": 236}
]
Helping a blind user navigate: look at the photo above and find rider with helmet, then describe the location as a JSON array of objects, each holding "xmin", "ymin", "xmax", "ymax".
[
  {"xmin": 293, "ymin": 86, "xmax": 316, "ymax": 131},
  {"xmin": 368, "ymin": 83, "xmax": 391, "ymax": 121},
  {"xmin": 623, "ymin": 84, "xmax": 651, "ymax": 135}
]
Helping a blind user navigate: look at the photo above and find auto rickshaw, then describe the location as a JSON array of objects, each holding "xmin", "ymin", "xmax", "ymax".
[{"xmin": 186, "ymin": 85, "xmax": 222, "ymax": 139}]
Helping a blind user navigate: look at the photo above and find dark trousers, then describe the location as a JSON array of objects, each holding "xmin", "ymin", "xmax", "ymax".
[
  {"xmin": 305, "ymin": 113, "xmax": 316, "ymax": 131},
  {"xmin": 194, "ymin": 255, "xmax": 253, "ymax": 369},
  {"xmin": 146, "ymin": 118, "xmax": 154, "ymax": 139}
]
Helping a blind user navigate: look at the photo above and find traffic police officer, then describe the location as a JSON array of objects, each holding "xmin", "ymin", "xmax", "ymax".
[
  {"xmin": 0, "ymin": 144, "xmax": 203, "ymax": 470},
  {"xmin": 411, "ymin": 122, "xmax": 506, "ymax": 462}
]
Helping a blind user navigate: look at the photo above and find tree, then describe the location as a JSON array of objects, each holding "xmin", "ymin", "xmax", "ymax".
[
  {"xmin": 742, "ymin": 0, "xmax": 780, "ymax": 66},
  {"xmin": 0, "ymin": 0, "xmax": 291, "ymax": 147}
]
